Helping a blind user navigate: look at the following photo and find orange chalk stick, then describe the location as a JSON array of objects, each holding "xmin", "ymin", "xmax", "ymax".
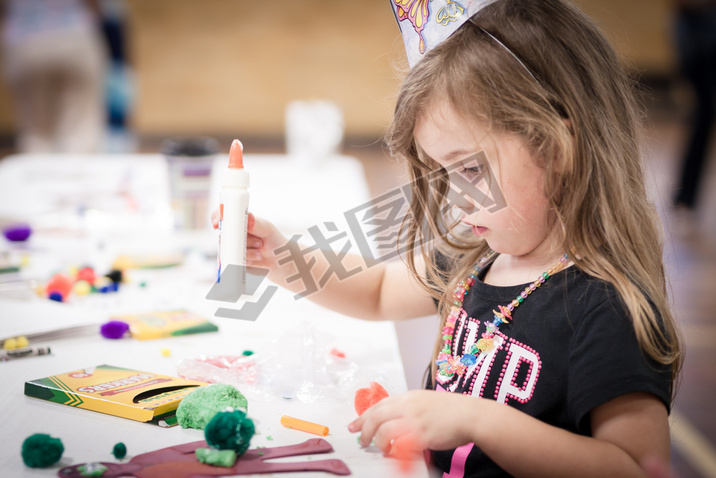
[{"xmin": 280, "ymin": 415, "xmax": 329, "ymax": 436}]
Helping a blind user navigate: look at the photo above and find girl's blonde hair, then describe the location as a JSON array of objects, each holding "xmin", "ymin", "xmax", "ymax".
[{"xmin": 386, "ymin": 0, "xmax": 682, "ymax": 395}]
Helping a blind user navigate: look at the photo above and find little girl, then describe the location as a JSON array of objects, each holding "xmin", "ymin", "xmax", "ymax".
[{"xmin": 215, "ymin": 0, "xmax": 682, "ymax": 475}]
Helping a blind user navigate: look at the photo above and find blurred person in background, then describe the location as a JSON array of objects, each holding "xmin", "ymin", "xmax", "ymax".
[
  {"xmin": 672, "ymin": 0, "xmax": 716, "ymax": 210},
  {"xmin": 100, "ymin": 0, "xmax": 135, "ymax": 153},
  {"xmin": 0, "ymin": 0, "xmax": 107, "ymax": 154}
]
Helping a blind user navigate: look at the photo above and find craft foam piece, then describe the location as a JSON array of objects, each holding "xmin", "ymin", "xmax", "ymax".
[
  {"xmin": 176, "ymin": 383, "xmax": 248, "ymax": 430},
  {"xmin": 354, "ymin": 381, "xmax": 389, "ymax": 416},
  {"xmin": 56, "ymin": 438, "xmax": 350, "ymax": 477},
  {"xmin": 195, "ymin": 448, "xmax": 237, "ymax": 467}
]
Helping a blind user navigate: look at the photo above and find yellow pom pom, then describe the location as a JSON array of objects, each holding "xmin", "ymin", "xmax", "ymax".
[
  {"xmin": 160, "ymin": 348, "xmax": 171, "ymax": 357},
  {"xmin": 4, "ymin": 337, "xmax": 17, "ymax": 350},
  {"xmin": 73, "ymin": 280, "xmax": 92, "ymax": 296},
  {"xmin": 16, "ymin": 336, "xmax": 29, "ymax": 348}
]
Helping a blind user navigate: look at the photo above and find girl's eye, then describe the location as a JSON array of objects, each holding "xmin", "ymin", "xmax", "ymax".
[{"xmin": 460, "ymin": 166, "xmax": 484, "ymax": 178}]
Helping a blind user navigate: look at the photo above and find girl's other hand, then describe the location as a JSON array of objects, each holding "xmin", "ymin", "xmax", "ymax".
[{"xmin": 348, "ymin": 390, "xmax": 481, "ymax": 455}]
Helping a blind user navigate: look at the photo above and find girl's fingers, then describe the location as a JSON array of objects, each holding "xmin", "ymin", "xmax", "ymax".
[
  {"xmin": 250, "ymin": 214, "xmax": 279, "ymax": 240},
  {"xmin": 247, "ymin": 249, "xmax": 263, "ymax": 262},
  {"xmin": 247, "ymin": 234, "xmax": 263, "ymax": 249},
  {"xmin": 372, "ymin": 418, "xmax": 412, "ymax": 453},
  {"xmin": 352, "ymin": 398, "xmax": 403, "ymax": 448},
  {"xmin": 211, "ymin": 209, "xmax": 220, "ymax": 229}
]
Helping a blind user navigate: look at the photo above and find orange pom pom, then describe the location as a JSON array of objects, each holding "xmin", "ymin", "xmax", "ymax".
[
  {"xmin": 46, "ymin": 273, "xmax": 73, "ymax": 300},
  {"xmin": 354, "ymin": 381, "xmax": 389, "ymax": 416}
]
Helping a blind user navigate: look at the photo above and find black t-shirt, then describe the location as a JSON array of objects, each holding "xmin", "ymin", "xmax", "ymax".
[{"xmin": 429, "ymin": 261, "xmax": 672, "ymax": 477}]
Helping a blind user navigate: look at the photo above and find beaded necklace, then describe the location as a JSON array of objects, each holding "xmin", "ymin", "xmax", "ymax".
[{"xmin": 436, "ymin": 251, "xmax": 570, "ymax": 379}]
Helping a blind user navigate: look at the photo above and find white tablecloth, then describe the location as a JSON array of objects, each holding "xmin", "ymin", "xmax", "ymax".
[{"xmin": 0, "ymin": 153, "xmax": 429, "ymax": 477}]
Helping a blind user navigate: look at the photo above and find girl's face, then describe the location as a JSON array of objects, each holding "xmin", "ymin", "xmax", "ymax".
[{"xmin": 414, "ymin": 100, "xmax": 556, "ymax": 260}]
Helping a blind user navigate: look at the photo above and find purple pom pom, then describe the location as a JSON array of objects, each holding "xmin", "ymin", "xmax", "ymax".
[
  {"xmin": 3, "ymin": 224, "xmax": 32, "ymax": 242},
  {"xmin": 100, "ymin": 320, "xmax": 129, "ymax": 339}
]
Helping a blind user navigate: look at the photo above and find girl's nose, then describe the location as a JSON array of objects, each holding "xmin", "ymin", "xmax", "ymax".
[{"xmin": 447, "ymin": 187, "xmax": 478, "ymax": 215}]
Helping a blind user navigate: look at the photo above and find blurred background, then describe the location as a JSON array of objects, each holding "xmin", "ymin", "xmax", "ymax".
[
  {"xmin": 0, "ymin": 0, "xmax": 686, "ymax": 156},
  {"xmin": 0, "ymin": 1, "xmax": 714, "ymax": 477}
]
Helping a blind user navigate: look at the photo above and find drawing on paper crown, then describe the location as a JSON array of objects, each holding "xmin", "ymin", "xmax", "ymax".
[{"xmin": 390, "ymin": 0, "xmax": 499, "ymax": 67}]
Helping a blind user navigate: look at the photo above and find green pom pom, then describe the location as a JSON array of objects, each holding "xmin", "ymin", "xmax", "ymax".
[
  {"xmin": 21, "ymin": 433, "xmax": 64, "ymax": 468},
  {"xmin": 204, "ymin": 409, "xmax": 255, "ymax": 456},
  {"xmin": 112, "ymin": 442, "xmax": 127, "ymax": 459}
]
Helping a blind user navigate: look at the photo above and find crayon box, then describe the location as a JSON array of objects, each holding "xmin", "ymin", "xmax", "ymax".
[
  {"xmin": 112, "ymin": 310, "xmax": 218, "ymax": 340},
  {"xmin": 24, "ymin": 365, "xmax": 207, "ymax": 426}
]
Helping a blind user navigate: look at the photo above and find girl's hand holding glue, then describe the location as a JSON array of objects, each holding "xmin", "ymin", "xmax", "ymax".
[
  {"xmin": 211, "ymin": 210, "xmax": 286, "ymax": 272},
  {"xmin": 211, "ymin": 139, "xmax": 287, "ymax": 278}
]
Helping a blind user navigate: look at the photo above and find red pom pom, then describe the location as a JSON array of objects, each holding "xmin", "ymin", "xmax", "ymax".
[
  {"xmin": 354, "ymin": 381, "xmax": 389, "ymax": 416},
  {"xmin": 76, "ymin": 267, "xmax": 96, "ymax": 285}
]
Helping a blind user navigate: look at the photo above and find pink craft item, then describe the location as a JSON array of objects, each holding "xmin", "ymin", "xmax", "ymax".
[{"xmin": 57, "ymin": 438, "xmax": 350, "ymax": 477}]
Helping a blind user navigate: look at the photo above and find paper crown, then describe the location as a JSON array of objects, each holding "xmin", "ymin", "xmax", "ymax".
[{"xmin": 390, "ymin": 0, "xmax": 500, "ymax": 67}]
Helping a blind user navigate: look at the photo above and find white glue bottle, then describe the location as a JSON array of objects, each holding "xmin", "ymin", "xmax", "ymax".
[{"xmin": 218, "ymin": 139, "xmax": 249, "ymax": 284}]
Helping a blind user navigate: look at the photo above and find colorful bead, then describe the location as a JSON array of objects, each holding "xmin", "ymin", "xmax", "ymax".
[
  {"xmin": 476, "ymin": 338, "xmax": 493, "ymax": 351},
  {"xmin": 436, "ymin": 251, "xmax": 569, "ymax": 381},
  {"xmin": 460, "ymin": 354, "xmax": 477, "ymax": 365},
  {"xmin": 498, "ymin": 305, "xmax": 512, "ymax": 321}
]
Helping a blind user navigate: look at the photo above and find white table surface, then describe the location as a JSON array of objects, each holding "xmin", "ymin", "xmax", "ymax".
[{"xmin": 0, "ymin": 153, "xmax": 429, "ymax": 477}]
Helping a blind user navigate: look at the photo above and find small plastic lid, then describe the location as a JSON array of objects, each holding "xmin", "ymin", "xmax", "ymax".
[{"xmin": 161, "ymin": 136, "xmax": 219, "ymax": 157}]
